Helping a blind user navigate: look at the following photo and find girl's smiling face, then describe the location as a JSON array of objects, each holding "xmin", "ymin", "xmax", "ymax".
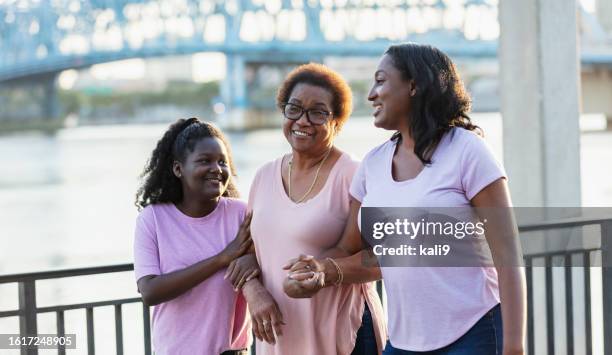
[{"xmin": 173, "ymin": 137, "xmax": 231, "ymax": 200}]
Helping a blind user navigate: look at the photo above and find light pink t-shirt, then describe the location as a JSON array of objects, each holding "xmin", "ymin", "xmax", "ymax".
[
  {"xmin": 350, "ymin": 128, "xmax": 506, "ymax": 351},
  {"xmin": 249, "ymin": 153, "xmax": 387, "ymax": 355},
  {"xmin": 133, "ymin": 198, "xmax": 251, "ymax": 355}
]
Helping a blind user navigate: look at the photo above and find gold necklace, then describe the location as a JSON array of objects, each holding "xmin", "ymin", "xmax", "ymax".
[{"xmin": 288, "ymin": 148, "xmax": 332, "ymax": 203}]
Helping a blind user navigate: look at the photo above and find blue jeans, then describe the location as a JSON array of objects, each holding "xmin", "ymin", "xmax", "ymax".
[
  {"xmin": 352, "ymin": 303, "xmax": 378, "ymax": 355},
  {"xmin": 383, "ymin": 304, "xmax": 503, "ymax": 355}
]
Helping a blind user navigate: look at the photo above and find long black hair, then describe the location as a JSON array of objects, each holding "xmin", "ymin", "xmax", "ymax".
[
  {"xmin": 385, "ymin": 43, "xmax": 480, "ymax": 164},
  {"xmin": 135, "ymin": 118, "xmax": 239, "ymax": 210}
]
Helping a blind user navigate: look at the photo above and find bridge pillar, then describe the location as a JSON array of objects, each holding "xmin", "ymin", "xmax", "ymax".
[
  {"xmin": 499, "ymin": 0, "xmax": 581, "ymax": 207},
  {"xmin": 42, "ymin": 73, "xmax": 60, "ymax": 121},
  {"xmin": 220, "ymin": 55, "xmax": 247, "ymax": 130}
]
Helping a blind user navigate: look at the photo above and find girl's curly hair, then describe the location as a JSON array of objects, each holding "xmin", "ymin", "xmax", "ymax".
[
  {"xmin": 385, "ymin": 43, "xmax": 481, "ymax": 164},
  {"xmin": 135, "ymin": 118, "xmax": 239, "ymax": 210}
]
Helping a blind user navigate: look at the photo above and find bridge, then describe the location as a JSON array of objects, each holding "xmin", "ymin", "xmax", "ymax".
[{"xmin": 1, "ymin": 0, "xmax": 612, "ymax": 128}]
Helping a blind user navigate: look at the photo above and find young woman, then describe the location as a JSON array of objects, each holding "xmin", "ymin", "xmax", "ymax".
[
  {"xmin": 284, "ymin": 43, "xmax": 526, "ymax": 355},
  {"xmin": 134, "ymin": 118, "xmax": 255, "ymax": 355}
]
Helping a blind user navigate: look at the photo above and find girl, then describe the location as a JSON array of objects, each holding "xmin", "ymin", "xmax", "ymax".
[{"xmin": 134, "ymin": 117, "xmax": 255, "ymax": 355}]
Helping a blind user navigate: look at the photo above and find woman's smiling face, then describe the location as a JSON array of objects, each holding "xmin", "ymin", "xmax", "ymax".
[
  {"xmin": 368, "ymin": 54, "xmax": 414, "ymax": 131},
  {"xmin": 282, "ymin": 83, "xmax": 336, "ymax": 153}
]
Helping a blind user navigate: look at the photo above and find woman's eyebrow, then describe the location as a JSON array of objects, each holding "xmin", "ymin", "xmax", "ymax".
[{"xmin": 309, "ymin": 102, "xmax": 329, "ymax": 107}]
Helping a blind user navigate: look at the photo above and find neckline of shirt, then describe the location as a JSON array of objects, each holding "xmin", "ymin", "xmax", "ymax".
[
  {"xmin": 277, "ymin": 152, "xmax": 346, "ymax": 207},
  {"xmin": 169, "ymin": 198, "xmax": 226, "ymax": 224},
  {"xmin": 386, "ymin": 128, "xmax": 457, "ymax": 185}
]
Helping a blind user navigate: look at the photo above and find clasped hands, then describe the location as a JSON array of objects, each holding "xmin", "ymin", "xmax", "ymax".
[
  {"xmin": 225, "ymin": 253, "xmax": 331, "ymax": 344},
  {"xmin": 282, "ymin": 254, "xmax": 328, "ymax": 298}
]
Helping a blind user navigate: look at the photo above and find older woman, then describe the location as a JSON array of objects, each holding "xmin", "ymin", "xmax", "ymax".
[
  {"xmin": 285, "ymin": 43, "xmax": 526, "ymax": 355},
  {"xmin": 234, "ymin": 63, "xmax": 386, "ymax": 355}
]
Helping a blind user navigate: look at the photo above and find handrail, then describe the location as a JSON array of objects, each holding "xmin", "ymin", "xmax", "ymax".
[
  {"xmin": 518, "ymin": 215, "xmax": 612, "ymax": 232},
  {"xmin": 0, "ymin": 263, "xmax": 133, "ymax": 284}
]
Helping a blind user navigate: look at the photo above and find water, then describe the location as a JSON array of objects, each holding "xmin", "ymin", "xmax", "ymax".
[{"xmin": 0, "ymin": 113, "xmax": 610, "ymax": 354}]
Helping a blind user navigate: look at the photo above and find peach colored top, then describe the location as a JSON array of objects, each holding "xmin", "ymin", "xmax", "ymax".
[{"xmin": 249, "ymin": 153, "xmax": 386, "ymax": 355}]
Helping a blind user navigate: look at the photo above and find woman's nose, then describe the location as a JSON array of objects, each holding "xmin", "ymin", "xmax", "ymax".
[
  {"xmin": 367, "ymin": 86, "xmax": 377, "ymax": 101},
  {"xmin": 295, "ymin": 112, "xmax": 311, "ymax": 126}
]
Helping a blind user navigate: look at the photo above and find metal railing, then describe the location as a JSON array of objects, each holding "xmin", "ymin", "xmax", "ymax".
[
  {"xmin": 519, "ymin": 217, "xmax": 612, "ymax": 355},
  {"xmin": 1, "ymin": 217, "xmax": 611, "ymax": 355},
  {"xmin": 0, "ymin": 264, "xmax": 149, "ymax": 355}
]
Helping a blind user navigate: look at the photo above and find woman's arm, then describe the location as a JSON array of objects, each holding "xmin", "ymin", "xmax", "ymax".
[
  {"xmin": 283, "ymin": 198, "xmax": 381, "ymax": 298},
  {"xmin": 321, "ymin": 197, "xmax": 381, "ymax": 283},
  {"xmin": 471, "ymin": 179, "xmax": 526, "ymax": 355},
  {"xmin": 137, "ymin": 212, "xmax": 252, "ymax": 306},
  {"xmin": 242, "ymin": 278, "xmax": 285, "ymax": 344},
  {"xmin": 224, "ymin": 244, "xmax": 260, "ymax": 290}
]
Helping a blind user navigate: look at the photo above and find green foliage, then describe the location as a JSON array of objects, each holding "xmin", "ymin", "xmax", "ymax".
[{"xmin": 58, "ymin": 81, "xmax": 221, "ymax": 116}]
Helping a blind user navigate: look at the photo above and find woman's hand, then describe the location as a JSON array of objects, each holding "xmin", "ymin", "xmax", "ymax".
[
  {"xmin": 283, "ymin": 254, "xmax": 323, "ymax": 273},
  {"xmin": 242, "ymin": 280, "xmax": 284, "ymax": 344},
  {"xmin": 218, "ymin": 212, "xmax": 253, "ymax": 266},
  {"xmin": 225, "ymin": 253, "xmax": 260, "ymax": 290},
  {"xmin": 283, "ymin": 271, "xmax": 324, "ymax": 298},
  {"xmin": 282, "ymin": 254, "xmax": 329, "ymax": 298}
]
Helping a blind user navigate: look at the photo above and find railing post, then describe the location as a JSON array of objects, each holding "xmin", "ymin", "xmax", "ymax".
[
  {"xmin": 142, "ymin": 303, "xmax": 151, "ymax": 355},
  {"xmin": 18, "ymin": 280, "xmax": 38, "ymax": 355},
  {"xmin": 602, "ymin": 221, "xmax": 612, "ymax": 355}
]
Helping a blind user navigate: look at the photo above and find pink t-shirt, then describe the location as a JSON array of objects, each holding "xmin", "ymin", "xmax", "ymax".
[
  {"xmin": 249, "ymin": 153, "xmax": 387, "ymax": 355},
  {"xmin": 133, "ymin": 198, "xmax": 251, "ymax": 355},
  {"xmin": 350, "ymin": 128, "xmax": 506, "ymax": 351}
]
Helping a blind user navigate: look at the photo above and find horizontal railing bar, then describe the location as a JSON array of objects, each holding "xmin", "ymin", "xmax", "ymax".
[
  {"xmin": 523, "ymin": 248, "xmax": 599, "ymax": 259},
  {"xmin": 0, "ymin": 264, "xmax": 134, "ymax": 284},
  {"xmin": 0, "ymin": 309, "xmax": 21, "ymax": 317},
  {"xmin": 37, "ymin": 298, "xmax": 142, "ymax": 313},
  {"xmin": 1, "ymin": 297, "xmax": 143, "ymax": 318},
  {"xmin": 1, "ymin": 298, "xmax": 142, "ymax": 317},
  {"xmin": 519, "ymin": 216, "xmax": 612, "ymax": 232}
]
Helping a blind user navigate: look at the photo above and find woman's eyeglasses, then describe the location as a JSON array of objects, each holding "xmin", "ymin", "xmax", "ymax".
[{"xmin": 282, "ymin": 103, "xmax": 332, "ymax": 125}]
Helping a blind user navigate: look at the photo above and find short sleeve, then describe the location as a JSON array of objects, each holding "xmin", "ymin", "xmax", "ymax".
[
  {"xmin": 460, "ymin": 132, "xmax": 507, "ymax": 200},
  {"xmin": 247, "ymin": 167, "xmax": 263, "ymax": 212},
  {"xmin": 133, "ymin": 207, "xmax": 161, "ymax": 281},
  {"xmin": 349, "ymin": 159, "xmax": 367, "ymax": 202},
  {"xmin": 227, "ymin": 198, "xmax": 248, "ymax": 225}
]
